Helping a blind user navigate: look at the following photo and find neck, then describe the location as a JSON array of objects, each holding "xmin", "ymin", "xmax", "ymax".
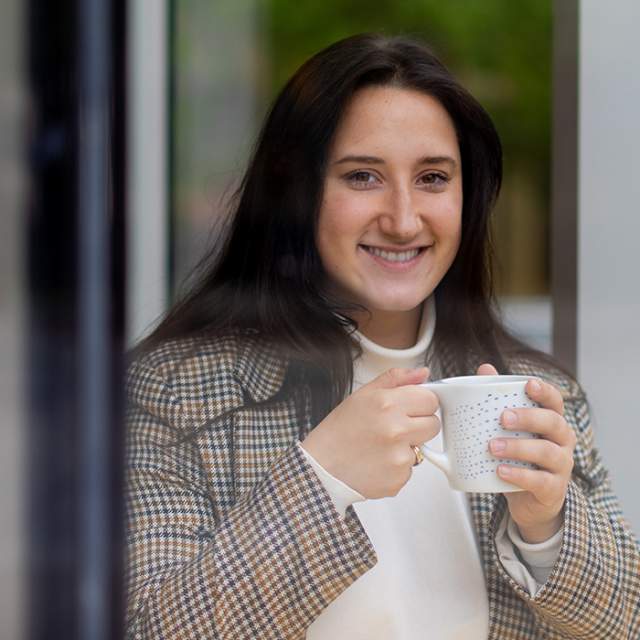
[{"xmin": 353, "ymin": 305, "xmax": 424, "ymax": 349}]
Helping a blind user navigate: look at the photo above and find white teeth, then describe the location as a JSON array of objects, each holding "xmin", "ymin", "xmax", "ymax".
[{"xmin": 364, "ymin": 246, "xmax": 421, "ymax": 262}]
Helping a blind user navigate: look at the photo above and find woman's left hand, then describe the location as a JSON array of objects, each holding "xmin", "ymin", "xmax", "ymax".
[{"xmin": 477, "ymin": 363, "xmax": 577, "ymax": 543}]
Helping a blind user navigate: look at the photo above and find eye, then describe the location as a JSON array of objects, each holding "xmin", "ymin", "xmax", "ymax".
[
  {"xmin": 418, "ymin": 172, "xmax": 450, "ymax": 190},
  {"xmin": 345, "ymin": 170, "xmax": 380, "ymax": 189}
]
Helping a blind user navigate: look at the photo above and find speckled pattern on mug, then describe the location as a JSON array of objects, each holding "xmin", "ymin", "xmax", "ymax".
[{"xmin": 449, "ymin": 392, "xmax": 539, "ymax": 481}]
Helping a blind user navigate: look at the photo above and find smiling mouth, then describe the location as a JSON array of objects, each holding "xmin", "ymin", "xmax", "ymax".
[{"xmin": 360, "ymin": 245, "xmax": 428, "ymax": 263}]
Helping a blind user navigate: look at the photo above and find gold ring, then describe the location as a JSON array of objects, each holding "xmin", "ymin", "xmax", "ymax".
[{"xmin": 412, "ymin": 445, "xmax": 425, "ymax": 466}]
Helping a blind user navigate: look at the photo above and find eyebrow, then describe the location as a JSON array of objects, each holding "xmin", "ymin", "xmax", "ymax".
[{"xmin": 333, "ymin": 154, "xmax": 458, "ymax": 169}]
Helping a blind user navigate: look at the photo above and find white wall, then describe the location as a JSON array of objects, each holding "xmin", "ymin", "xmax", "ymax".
[{"xmin": 579, "ymin": 0, "xmax": 640, "ymax": 533}]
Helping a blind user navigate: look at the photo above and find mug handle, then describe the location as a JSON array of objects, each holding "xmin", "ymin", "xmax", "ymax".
[
  {"xmin": 419, "ymin": 382, "xmax": 453, "ymax": 479},
  {"xmin": 420, "ymin": 443, "xmax": 452, "ymax": 476}
]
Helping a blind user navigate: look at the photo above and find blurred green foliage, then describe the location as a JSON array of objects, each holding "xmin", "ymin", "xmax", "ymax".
[
  {"xmin": 262, "ymin": 0, "xmax": 552, "ymax": 294},
  {"xmin": 171, "ymin": 0, "xmax": 552, "ymax": 294},
  {"xmin": 264, "ymin": 0, "xmax": 552, "ymax": 198}
]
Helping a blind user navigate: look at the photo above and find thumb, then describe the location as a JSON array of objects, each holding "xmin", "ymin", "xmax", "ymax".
[
  {"xmin": 477, "ymin": 362, "xmax": 499, "ymax": 376},
  {"xmin": 368, "ymin": 366, "xmax": 430, "ymax": 390}
]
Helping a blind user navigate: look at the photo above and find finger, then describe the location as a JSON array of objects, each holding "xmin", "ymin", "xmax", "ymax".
[
  {"xmin": 497, "ymin": 465, "xmax": 564, "ymax": 505},
  {"xmin": 489, "ymin": 437, "xmax": 573, "ymax": 474},
  {"xmin": 367, "ymin": 367, "xmax": 430, "ymax": 391},
  {"xmin": 525, "ymin": 378, "xmax": 564, "ymax": 416},
  {"xmin": 386, "ymin": 415, "xmax": 441, "ymax": 444},
  {"xmin": 397, "ymin": 445, "xmax": 421, "ymax": 471},
  {"xmin": 501, "ymin": 407, "xmax": 576, "ymax": 448},
  {"xmin": 405, "ymin": 415, "xmax": 441, "ymax": 445},
  {"xmin": 477, "ymin": 363, "xmax": 499, "ymax": 376},
  {"xmin": 391, "ymin": 384, "xmax": 440, "ymax": 417}
]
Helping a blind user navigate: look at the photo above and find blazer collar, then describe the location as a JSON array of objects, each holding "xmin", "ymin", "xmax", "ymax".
[{"xmin": 233, "ymin": 332, "xmax": 289, "ymax": 403}]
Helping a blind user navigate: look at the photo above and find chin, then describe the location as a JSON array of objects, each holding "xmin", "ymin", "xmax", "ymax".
[{"xmin": 364, "ymin": 295, "xmax": 428, "ymax": 313}]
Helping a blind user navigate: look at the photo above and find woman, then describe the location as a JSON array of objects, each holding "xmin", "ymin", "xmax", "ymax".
[{"xmin": 125, "ymin": 34, "xmax": 639, "ymax": 639}]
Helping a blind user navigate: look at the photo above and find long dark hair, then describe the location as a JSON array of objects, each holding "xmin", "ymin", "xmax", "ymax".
[{"xmin": 136, "ymin": 33, "xmax": 560, "ymax": 424}]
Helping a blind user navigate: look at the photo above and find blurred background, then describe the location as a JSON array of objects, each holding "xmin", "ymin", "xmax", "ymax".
[
  {"xmin": 2, "ymin": 0, "xmax": 638, "ymax": 638},
  {"xmin": 168, "ymin": 0, "xmax": 554, "ymax": 350}
]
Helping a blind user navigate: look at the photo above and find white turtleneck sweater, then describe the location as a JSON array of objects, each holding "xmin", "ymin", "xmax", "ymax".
[{"xmin": 299, "ymin": 297, "xmax": 563, "ymax": 639}]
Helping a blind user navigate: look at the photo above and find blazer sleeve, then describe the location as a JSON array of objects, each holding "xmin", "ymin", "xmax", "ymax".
[
  {"xmin": 125, "ymin": 362, "xmax": 377, "ymax": 640},
  {"xmin": 492, "ymin": 380, "xmax": 640, "ymax": 638}
]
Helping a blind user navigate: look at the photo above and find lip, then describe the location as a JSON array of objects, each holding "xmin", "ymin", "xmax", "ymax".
[
  {"xmin": 360, "ymin": 243, "xmax": 428, "ymax": 252},
  {"xmin": 358, "ymin": 244, "xmax": 429, "ymax": 271}
]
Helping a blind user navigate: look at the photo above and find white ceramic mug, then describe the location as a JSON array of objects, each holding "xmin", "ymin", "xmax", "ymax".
[{"xmin": 419, "ymin": 375, "xmax": 539, "ymax": 493}]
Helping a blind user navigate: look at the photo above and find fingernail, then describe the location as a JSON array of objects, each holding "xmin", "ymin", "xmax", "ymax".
[
  {"xmin": 498, "ymin": 465, "xmax": 511, "ymax": 477},
  {"xmin": 503, "ymin": 410, "xmax": 517, "ymax": 426},
  {"xmin": 490, "ymin": 439, "xmax": 506, "ymax": 453},
  {"xmin": 529, "ymin": 380, "xmax": 541, "ymax": 393}
]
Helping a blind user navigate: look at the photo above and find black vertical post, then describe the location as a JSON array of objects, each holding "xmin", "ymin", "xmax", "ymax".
[
  {"xmin": 26, "ymin": 0, "xmax": 126, "ymax": 637},
  {"xmin": 552, "ymin": 0, "xmax": 579, "ymax": 374}
]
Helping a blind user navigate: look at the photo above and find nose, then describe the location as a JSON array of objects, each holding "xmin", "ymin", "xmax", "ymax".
[{"xmin": 378, "ymin": 186, "xmax": 423, "ymax": 240}]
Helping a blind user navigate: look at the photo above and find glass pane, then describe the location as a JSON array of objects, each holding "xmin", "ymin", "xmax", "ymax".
[
  {"xmin": 171, "ymin": 0, "xmax": 265, "ymax": 289},
  {"xmin": 170, "ymin": 0, "xmax": 552, "ymax": 349},
  {"xmin": 0, "ymin": 0, "xmax": 25, "ymax": 636}
]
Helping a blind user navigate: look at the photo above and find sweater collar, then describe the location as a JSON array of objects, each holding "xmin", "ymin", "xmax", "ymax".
[{"xmin": 352, "ymin": 295, "xmax": 436, "ymax": 361}]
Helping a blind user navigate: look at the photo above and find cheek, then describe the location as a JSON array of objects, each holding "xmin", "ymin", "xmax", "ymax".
[
  {"xmin": 432, "ymin": 199, "xmax": 462, "ymax": 246},
  {"xmin": 317, "ymin": 199, "xmax": 349, "ymax": 268},
  {"xmin": 318, "ymin": 190, "xmax": 372, "ymax": 241}
]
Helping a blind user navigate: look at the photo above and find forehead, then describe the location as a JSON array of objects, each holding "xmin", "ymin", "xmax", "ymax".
[{"xmin": 330, "ymin": 85, "xmax": 460, "ymax": 159}]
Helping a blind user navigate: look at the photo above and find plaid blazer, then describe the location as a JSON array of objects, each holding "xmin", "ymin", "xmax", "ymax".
[{"xmin": 125, "ymin": 332, "xmax": 640, "ymax": 639}]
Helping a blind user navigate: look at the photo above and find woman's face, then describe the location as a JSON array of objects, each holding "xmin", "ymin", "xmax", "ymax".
[{"xmin": 316, "ymin": 85, "xmax": 463, "ymax": 317}]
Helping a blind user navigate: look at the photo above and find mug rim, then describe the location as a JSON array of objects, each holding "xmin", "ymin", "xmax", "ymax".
[{"xmin": 436, "ymin": 374, "xmax": 532, "ymax": 385}]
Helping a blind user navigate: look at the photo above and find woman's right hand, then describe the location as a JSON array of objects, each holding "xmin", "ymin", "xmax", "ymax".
[{"xmin": 300, "ymin": 367, "xmax": 440, "ymax": 499}]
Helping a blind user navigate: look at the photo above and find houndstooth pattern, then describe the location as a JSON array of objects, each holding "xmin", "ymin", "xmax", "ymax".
[{"xmin": 125, "ymin": 333, "xmax": 640, "ymax": 639}]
